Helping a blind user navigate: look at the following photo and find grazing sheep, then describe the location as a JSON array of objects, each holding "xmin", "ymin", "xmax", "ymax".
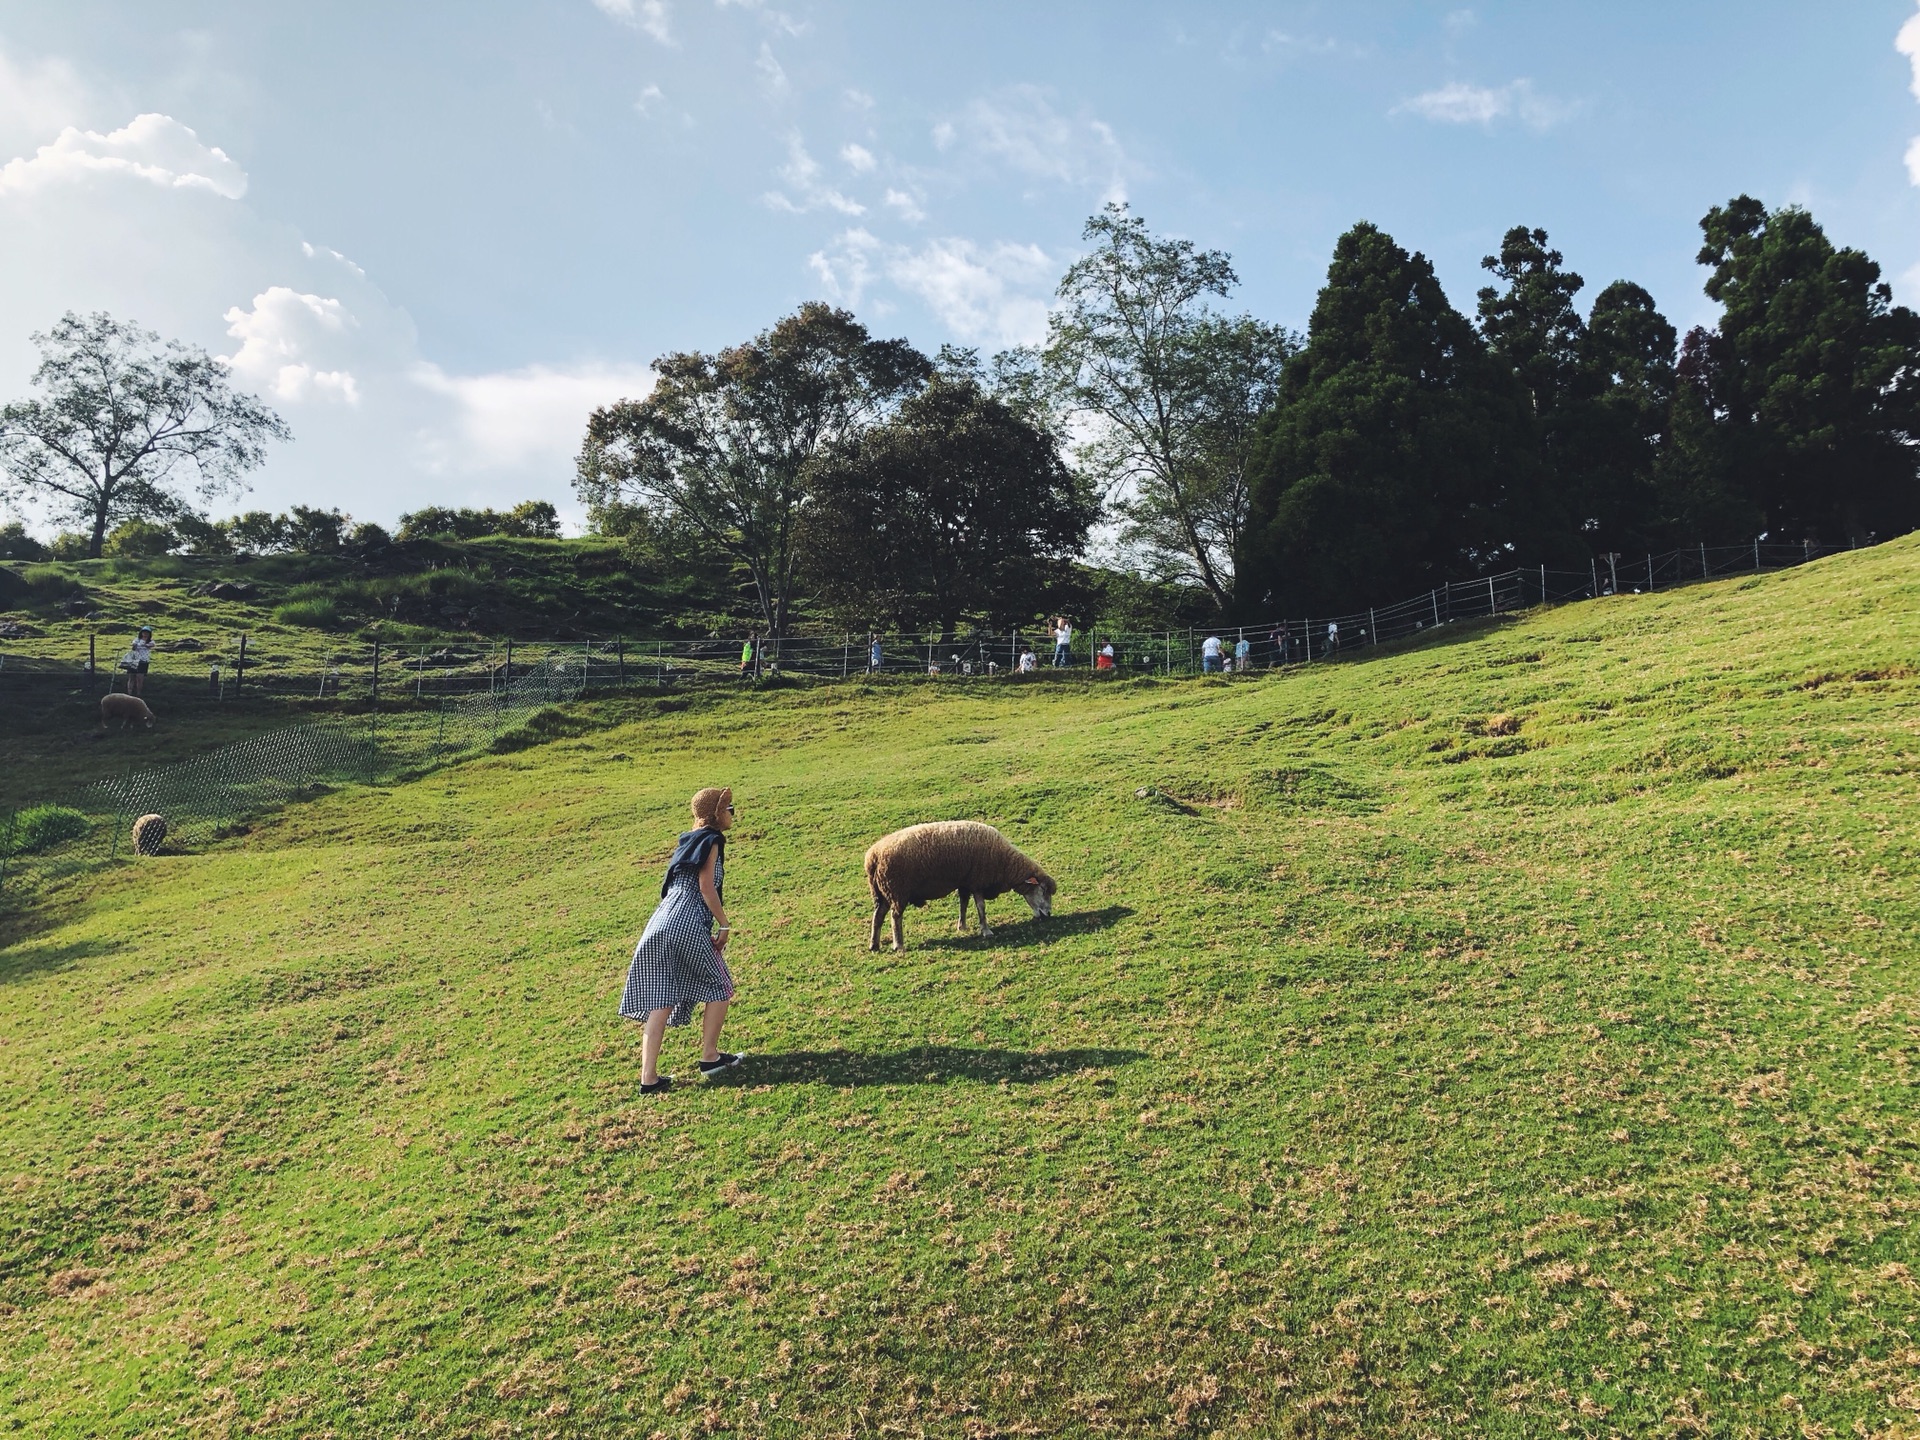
[
  {"xmin": 131, "ymin": 813, "xmax": 168, "ymax": 855},
  {"xmin": 99, "ymin": 693, "xmax": 155, "ymax": 729},
  {"xmin": 864, "ymin": 821, "xmax": 1056, "ymax": 952}
]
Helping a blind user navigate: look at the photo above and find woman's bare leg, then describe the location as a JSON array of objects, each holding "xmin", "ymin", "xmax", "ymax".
[
  {"xmin": 700, "ymin": 1000, "xmax": 729, "ymax": 1063},
  {"xmin": 640, "ymin": 1006, "xmax": 671, "ymax": 1085}
]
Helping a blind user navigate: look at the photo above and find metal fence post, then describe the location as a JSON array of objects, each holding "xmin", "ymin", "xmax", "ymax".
[
  {"xmin": 237, "ymin": 633, "xmax": 246, "ymax": 694},
  {"xmin": 616, "ymin": 640, "xmax": 625, "ymax": 687},
  {"xmin": 1647, "ymin": 555, "xmax": 1654, "ymax": 592},
  {"xmin": 1431, "ymin": 590, "xmax": 1440, "ymax": 628},
  {"xmin": 1488, "ymin": 574, "xmax": 1497, "ymax": 615},
  {"xmin": 1539, "ymin": 564, "xmax": 1546, "ymax": 604},
  {"xmin": 1590, "ymin": 558, "xmax": 1599, "ymax": 596},
  {"xmin": 372, "ymin": 639, "xmax": 381, "ymax": 709},
  {"xmin": 1754, "ymin": 538, "xmax": 1760, "ymax": 570},
  {"xmin": 1369, "ymin": 608, "xmax": 1377, "ymax": 645},
  {"xmin": 1700, "ymin": 543, "xmax": 1708, "ymax": 579}
]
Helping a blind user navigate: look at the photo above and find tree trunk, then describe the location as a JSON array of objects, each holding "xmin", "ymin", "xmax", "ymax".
[{"xmin": 89, "ymin": 487, "xmax": 110, "ymax": 558}]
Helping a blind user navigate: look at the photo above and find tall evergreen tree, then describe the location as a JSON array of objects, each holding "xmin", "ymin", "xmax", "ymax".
[
  {"xmin": 1241, "ymin": 223, "xmax": 1535, "ymax": 615},
  {"xmin": 1676, "ymin": 196, "xmax": 1920, "ymax": 545},
  {"xmin": 1476, "ymin": 228, "xmax": 1677, "ymax": 555}
]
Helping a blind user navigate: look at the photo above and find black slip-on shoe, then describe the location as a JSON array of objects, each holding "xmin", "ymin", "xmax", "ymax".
[
  {"xmin": 698, "ymin": 1052, "xmax": 746, "ymax": 1079},
  {"xmin": 639, "ymin": 1076, "xmax": 673, "ymax": 1095}
]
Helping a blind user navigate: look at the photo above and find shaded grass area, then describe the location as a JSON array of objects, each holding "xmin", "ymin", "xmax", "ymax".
[{"xmin": 0, "ymin": 540, "xmax": 1917, "ymax": 1435}]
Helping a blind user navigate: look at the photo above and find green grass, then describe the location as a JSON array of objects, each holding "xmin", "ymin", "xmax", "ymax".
[
  {"xmin": 1, "ymin": 805, "xmax": 90, "ymax": 857},
  {"xmin": 2, "ymin": 539, "xmax": 1917, "ymax": 1436}
]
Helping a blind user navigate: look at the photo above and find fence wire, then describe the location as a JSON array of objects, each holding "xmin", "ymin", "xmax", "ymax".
[
  {"xmin": 0, "ymin": 651, "xmax": 584, "ymax": 898},
  {"xmin": 0, "ymin": 538, "xmax": 1853, "ymax": 898}
]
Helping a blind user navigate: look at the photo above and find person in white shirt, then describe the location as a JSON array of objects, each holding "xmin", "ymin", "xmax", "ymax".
[
  {"xmin": 1201, "ymin": 634, "xmax": 1224, "ymax": 673},
  {"xmin": 126, "ymin": 626, "xmax": 154, "ymax": 696},
  {"xmin": 1234, "ymin": 636, "xmax": 1251, "ymax": 672},
  {"xmin": 1018, "ymin": 648, "xmax": 1037, "ymax": 673},
  {"xmin": 1326, "ymin": 620, "xmax": 1340, "ymax": 653},
  {"xmin": 1052, "ymin": 617, "xmax": 1073, "ymax": 667}
]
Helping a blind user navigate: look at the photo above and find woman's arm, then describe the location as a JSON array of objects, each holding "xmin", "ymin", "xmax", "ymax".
[{"xmin": 697, "ymin": 848, "xmax": 729, "ymax": 942}]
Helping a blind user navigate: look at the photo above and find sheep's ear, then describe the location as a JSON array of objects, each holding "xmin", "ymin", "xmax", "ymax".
[{"xmin": 1025, "ymin": 875, "xmax": 1038, "ymax": 886}]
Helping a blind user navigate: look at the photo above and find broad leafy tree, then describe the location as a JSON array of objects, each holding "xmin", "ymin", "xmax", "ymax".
[
  {"xmin": 1042, "ymin": 205, "xmax": 1294, "ymax": 609},
  {"xmin": 579, "ymin": 303, "xmax": 930, "ymax": 635},
  {"xmin": 797, "ymin": 375, "xmax": 1097, "ymax": 638},
  {"xmin": 1241, "ymin": 223, "xmax": 1536, "ymax": 615},
  {"xmin": 0, "ymin": 312, "xmax": 289, "ymax": 558},
  {"xmin": 1672, "ymin": 197, "xmax": 1920, "ymax": 545}
]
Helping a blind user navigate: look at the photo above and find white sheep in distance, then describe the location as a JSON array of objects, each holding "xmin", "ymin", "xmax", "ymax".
[
  {"xmin": 864, "ymin": 820, "xmax": 1057, "ymax": 952},
  {"xmin": 99, "ymin": 693, "xmax": 156, "ymax": 729}
]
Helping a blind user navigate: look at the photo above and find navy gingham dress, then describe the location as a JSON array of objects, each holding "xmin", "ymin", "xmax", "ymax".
[{"xmin": 620, "ymin": 838, "xmax": 735, "ymax": 1027}]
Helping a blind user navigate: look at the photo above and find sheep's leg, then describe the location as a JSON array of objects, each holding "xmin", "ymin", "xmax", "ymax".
[
  {"xmin": 956, "ymin": 891, "xmax": 970, "ymax": 933},
  {"xmin": 869, "ymin": 894, "xmax": 888, "ymax": 952},
  {"xmin": 891, "ymin": 906, "xmax": 905, "ymax": 952},
  {"xmin": 975, "ymin": 894, "xmax": 993, "ymax": 938}
]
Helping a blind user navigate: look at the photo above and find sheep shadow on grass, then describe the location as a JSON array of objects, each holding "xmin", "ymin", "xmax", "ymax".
[
  {"xmin": 912, "ymin": 903, "xmax": 1134, "ymax": 954},
  {"xmin": 709, "ymin": 1045, "xmax": 1145, "ymax": 1088}
]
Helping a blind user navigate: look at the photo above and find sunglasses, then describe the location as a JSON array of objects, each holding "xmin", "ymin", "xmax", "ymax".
[{"xmin": 726, "ymin": 805, "xmax": 737, "ymax": 815}]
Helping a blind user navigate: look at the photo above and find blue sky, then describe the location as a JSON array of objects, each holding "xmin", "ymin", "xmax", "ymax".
[{"xmin": 3, "ymin": 1, "xmax": 1918, "ymax": 530}]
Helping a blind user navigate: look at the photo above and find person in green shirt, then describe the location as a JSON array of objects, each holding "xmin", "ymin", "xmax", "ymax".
[{"xmin": 738, "ymin": 634, "xmax": 756, "ymax": 678}]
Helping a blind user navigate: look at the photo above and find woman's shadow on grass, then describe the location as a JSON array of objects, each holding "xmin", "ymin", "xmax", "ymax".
[
  {"xmin": 713, "ymin": 1044, "xmax": 1145, "ymax": 1088},
  {"xmin": 914, "ymin": 903, "xmax": 1133, "ymax": 953}
]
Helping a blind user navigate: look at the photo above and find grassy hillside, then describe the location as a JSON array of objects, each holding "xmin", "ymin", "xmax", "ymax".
[
  {"xmin": 0, "ymin": 533, "xmax": 730, "ymax": 671},
  {"xmin": 1, "ymin": 538, "xmax": 1915, "ymax": 1437}
]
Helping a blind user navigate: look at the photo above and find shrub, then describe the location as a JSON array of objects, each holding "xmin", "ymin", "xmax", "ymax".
[
  {"xmin": 47, "ymin": 532, "xmax": 92, "ymax": 559},
  {"xmin": 273, "ymin": 597, "xmax": 343, "ymax": 629},
  {"xmin": 6, "ymin": 805, "xmax": 91, "ymax": 856},
  {"xmin": 103, "ymin": 520, "xmax": 177, "ymax": 558},
  {"xmin": 0, "ymin": 522, "xmax": 47, "ymax": 561}
]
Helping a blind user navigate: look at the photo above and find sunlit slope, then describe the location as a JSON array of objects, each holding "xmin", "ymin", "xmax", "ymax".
[{"xmin": 2, "ymin": 537, "xmax": 1915, "ymax": 1437}]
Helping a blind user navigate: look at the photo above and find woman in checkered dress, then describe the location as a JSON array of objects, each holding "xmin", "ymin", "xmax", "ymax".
[{"xmin": 620, "ymin": 786, "xmax": 744, "ymax": 1093}]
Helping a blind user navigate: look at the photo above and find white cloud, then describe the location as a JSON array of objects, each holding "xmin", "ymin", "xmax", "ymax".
[
  {"xmin": 716, "ymin": 0, "xmax": 807, "ymax": 37},
  {"xmin": 883, "ymin": 187, "xmax": 925, "ymax": 222},
  {"xmin": 0, "ymin": 83, "xmax": 653, "ymax": 527},
  {"xmin": 411, "ymin": 362, "xmax": 655, "ymax": 474},
  {"xmin": 807, "ymin": 227, "xmax": 880, "ymax": 304},
  {"xmin": 840, "ymin": 142, "xmax": 875, "ymax": 173},
  {"xmin": 806, "ymin": 228, "xmax": 1055, "ymax": 347},
  {"xmin": 885, "ymin": 238, "xmax": 1053, "ymax": 347},
  {"xmin": 763, "ymin": 133, "xmax": 864, "ymax": 214},
  {"xmin": 1901, "ymin": 7, "xmax": 1920, "ymax": 194},
  {"xmin": 635, "ymin": 83, "xmax": 664, "ymax": 114},
  {"xmin": 1262, "ymin": 31, "xmax": 1339, "ymax": 57},
  {"xmin": 222, "ymin": 288, "xmax": 362, "ymax": 405},
  {"xmin": 1396, "ymin": 79, "xmax": 1573, "ymax": 131},
  {"xmin": 592, "ymin": 0, "xmax": 673, "ymax": 45},
  {"xmin": 0, "ymin": 47, "xmax": 90, "ymax": 155},
  {"xmin": 1899, "ymin": 7, "xmax": 1920, "ymax": 100},
  {"xmin": 755, "ymin": 42, "xmax": 789, "ymax": 99},
  {"xmin": 0, "ymin": 113, "xmax": 246, "ymax": 198},
  {"xmin": 935, "ymin": 86, "xmax": 1133, "ymax": 202}
]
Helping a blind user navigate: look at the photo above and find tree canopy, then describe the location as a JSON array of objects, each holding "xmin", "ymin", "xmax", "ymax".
[
  {"xmin": 1670, "ymin": 197, "xmax": 1920, "ymax": 546},
  {"xmin": 0, "ymin": 312, "xmax": 289, "ymax": 558},
  {"xmin": 579, "ymin": 303, "xmax": 930, "ymax": 634},
  {"xmin": 1043, "ymin": 205, "xmax": 1293, "ymax": 609},
  {"xmin": 797, "ymin": 374, "xmax": 1097, "ymax": 637},
  {"xmin": 1240, "ymin": 223, "xmax": 1536, "ymax": 615}
]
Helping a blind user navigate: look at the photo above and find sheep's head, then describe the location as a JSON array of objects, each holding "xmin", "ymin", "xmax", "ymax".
[{"xmin": 1018, "ymin": 873, "xmax": 1055, "ymax": 919}]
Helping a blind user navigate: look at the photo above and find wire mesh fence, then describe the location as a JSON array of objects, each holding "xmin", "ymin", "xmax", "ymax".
[
  {"xmin": 0, "ymin": 536, "xmax": 1852, "ymax": 899},
  {"xmin": 0, "ymin": 650, "xmax": 585, "ymax": 899}
]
